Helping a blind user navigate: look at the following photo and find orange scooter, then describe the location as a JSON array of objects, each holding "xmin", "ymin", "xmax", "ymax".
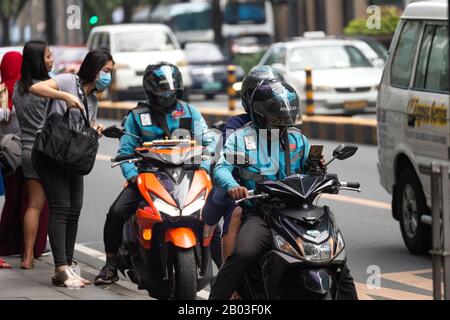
[{"xmin": 103, "ymin": 126, "xmax": 216, "ymax": 300}]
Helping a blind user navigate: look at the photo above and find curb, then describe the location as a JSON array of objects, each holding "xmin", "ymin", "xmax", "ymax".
[{"xmin": 98, "ymin": 102, "xmax": 378, "ymax": 146}]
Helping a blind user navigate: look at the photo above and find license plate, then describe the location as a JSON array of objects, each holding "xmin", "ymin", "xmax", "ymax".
[
  {"xmin": 202, "ymin": 81, "xmax": 222, "ymax": 91},
  {"xmin": 344, "ymin": 100, "xmax": 368, "ymax": 111}
]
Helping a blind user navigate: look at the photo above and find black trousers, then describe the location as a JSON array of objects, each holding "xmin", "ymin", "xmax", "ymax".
[
  {"xmin": 103, "ymin": 184, "xmax": 223, "ymax": 268},
  {"xmin": 209, "ymin": 213, "xmax": 358, "ymax": 300},
  {"xmin": 33, "ymin": 152, "xmax": 84, "ymax": 268}
]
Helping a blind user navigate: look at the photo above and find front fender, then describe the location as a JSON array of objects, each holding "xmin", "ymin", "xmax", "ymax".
[{"xmin": 165, "ymin": 228, "xmax": 197, "ymax": 249}]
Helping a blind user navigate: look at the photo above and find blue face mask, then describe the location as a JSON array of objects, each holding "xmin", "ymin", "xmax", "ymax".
[{"xmin": 95, "ymin": 71, "xmax": 112, "ymax": 91}]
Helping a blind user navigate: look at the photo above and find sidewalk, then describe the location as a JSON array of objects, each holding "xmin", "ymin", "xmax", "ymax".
[{"xmin": 0, "ymin": 255, "xmax": 150, "ymax": 300}]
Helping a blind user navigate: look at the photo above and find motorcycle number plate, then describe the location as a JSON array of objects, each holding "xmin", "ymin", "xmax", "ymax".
[{"xmin": 140, "ymin": 113, "xmax": 152, "ymax": 126}]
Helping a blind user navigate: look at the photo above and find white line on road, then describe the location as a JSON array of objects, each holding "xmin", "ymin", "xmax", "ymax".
[
  {"xmin": 96, "ymin": 153, "xmax": 392, "ymax": 211},
  {"xmin": 75, "ymin": 242, "xmax": 211, "ymax": 299},
  {"xmin": 75, "ymin": 243, "xmax": 106, "ymax": 262}
]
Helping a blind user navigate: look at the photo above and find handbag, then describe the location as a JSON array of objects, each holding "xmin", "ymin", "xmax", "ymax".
[
  {"xmin": 33, "ymin": 80, "xmax": 99, "ymax": 176},
  {"xmin": 0, "ymin": 133, "xmax": 22, "ymax": 174}
]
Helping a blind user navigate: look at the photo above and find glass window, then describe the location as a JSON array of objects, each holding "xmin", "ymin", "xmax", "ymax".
[
  {"xmin": 115, "ymin": 30, "xmax": 176, "ymax": 52},
  {"xmin": 263, "ymin": 47, "xmax": 286, "ymax": 66},
  {"xmin": 425, "ymin": 25, "xmax": 449, "ymax": 92},
  {"xmin": 184, "ymin": 43, "xmax": 224, "ymax": 63},
  {"xmin": 414, "ymin": 25, "xmax": 434, "ymax": 89},
  {"xmin": 288, "ymin": 45, "xmax": 371, "ymax": 71},
  {"xmin": 390, "ymin": 20, "xmax": 421, "ymax": 87},
  {"xmin": 224, "ymin": 1, "xmax": 266, "ymax": 25}
]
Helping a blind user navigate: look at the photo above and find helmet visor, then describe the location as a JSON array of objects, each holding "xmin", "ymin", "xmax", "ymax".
[
  {"xmin": 251, "ymin": 81, "xmax": 303, "ymax": 128},
  {"xmin": 143, "ymin": 65, "xmax": 183, "ymax": 95}
]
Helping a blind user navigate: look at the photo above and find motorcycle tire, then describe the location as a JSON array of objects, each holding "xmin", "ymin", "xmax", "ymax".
[{"xmin": 174, "ymin": 248, "xmax": 198, "ymax": 300}]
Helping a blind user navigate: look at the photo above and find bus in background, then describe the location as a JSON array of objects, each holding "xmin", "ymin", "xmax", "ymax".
[{"xmin": 133, "ymin": 0, "xmax": 275, "ymax": 47}]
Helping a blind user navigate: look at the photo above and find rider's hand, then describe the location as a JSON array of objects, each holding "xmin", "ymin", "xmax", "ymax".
[
  {"xmin": 128, "ymin": 176, "xmax": 138, "ymax": 187},
  {"xmin": 228, "ymin": 186, "xmax": 249, "ymax": 201},
  {"xmin": 319, "ymin": 155, "xmax": 326, "ymax": 168}
]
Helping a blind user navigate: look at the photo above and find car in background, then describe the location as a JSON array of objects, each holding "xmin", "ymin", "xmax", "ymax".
[
  {"xmin": 228, "ymin": 33, "xmax": 272, "ymax": 56},
  {"xmin": 258, "ymin": 37, "xmax": 383, "ymax": 115},
  {"xmin": 184, "ymin": 42, "xmax": 244, "ymax": 100},
  {"xmin": 87, "ymin": 24, "xmax": 192, "ymax": 101},
  {"xmin": 50, "ymin": 45, "xmax": 87, "ymax": 75}
]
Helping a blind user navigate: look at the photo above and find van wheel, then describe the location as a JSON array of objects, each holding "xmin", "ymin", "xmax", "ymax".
[{"xmin": 395, "ymin": 167, "xmax": 431, "ymax": 255}]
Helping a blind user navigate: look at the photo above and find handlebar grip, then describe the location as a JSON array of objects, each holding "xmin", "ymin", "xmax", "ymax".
[
  {"xmin": 113, "ymin": 154, "xmax": 135, "ymax": 162},
  {"xmin": 347, "ymin": 182, "xmax": 361, "ymax": 189}
]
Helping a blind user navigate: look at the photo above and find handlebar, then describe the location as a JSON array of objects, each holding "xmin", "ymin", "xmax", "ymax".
[
  {"xmin": 338, "ymin": 181, "xmax": 362, "ymax": 193},
  {"xmin": 112, "ymin": 154, "xmax": 135, "ymax": 162},
  {"xmin": 111, "ymin": 158, "xmax": 142, "ymax": 168},
  {"xmin": 235, "ymin": 192, "xmax": 269, "ymax": 205}
]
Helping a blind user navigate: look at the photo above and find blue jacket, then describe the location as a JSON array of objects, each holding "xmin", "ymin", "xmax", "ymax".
[
  {"xmin": 118, "ymin": 101, "xmax": 211, "ymax": 181},
  {"xmin": 214, "ymin": 123, "xmax": 311, "ymax": 192}
]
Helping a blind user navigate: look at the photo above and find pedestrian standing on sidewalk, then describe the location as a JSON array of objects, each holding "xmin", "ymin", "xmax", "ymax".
[
  {"xmin": 13, "ymin": 41, "xmax": 54, "ymax": 270},
  {"xmin": 30, "ymin": 49, "xmax": 114, "ymax": 289},
  {"xmin": 0, "ymin": 51, "xmax": 27, "ymax": 258}
]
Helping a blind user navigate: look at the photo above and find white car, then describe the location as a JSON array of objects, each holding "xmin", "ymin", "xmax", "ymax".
[
  {"xmin": 377, "ymin": 0, "xmax": 448, "ymax": 254},
  {"xmin": 258, "ymin": 37, "xmax": 383, "ymax": 115},
  {"xmin": 87, "ymin": 24, "xmax": 191, "ymax": 101}
]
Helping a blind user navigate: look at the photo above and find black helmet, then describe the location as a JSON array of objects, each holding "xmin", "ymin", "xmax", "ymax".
[
  {"xmin": 248, "ymin": 79, "xmax": 303, "ymax": 131},
  {"xmin": 241, "ymin": 65, "xmax": 285, "ymax": 114},
  {"xmin": 143, "ymin": 62, "xmax": 183, "ymax": 113}
]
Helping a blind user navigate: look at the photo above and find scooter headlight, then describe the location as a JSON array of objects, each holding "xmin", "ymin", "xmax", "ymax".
[
  {"xmin": 153, "ymin": 198, "xmax": 180, "ymax": 217},
  {"xmin": 182, "ymin": 191, "xmax": 206, "ymax": 216},
  {"xmin": 274, "ymin": 234, "xmax": 302, "ymax": 259},
  {"xmin": 335, "ymin": 232, "xmax": 345, "ymax": 257},
  {"xmin": 296, "ymin": 237, "xmax": 334, "ymax": 263}
]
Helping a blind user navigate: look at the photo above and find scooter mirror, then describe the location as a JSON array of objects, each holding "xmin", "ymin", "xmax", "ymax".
[
  {"xmin": 333, "ymin": 144, "xmax": 358, "ymax": 160},
  {"xmin": 102, "ymin": 125, "xmax": 125, "ymax": 139}
]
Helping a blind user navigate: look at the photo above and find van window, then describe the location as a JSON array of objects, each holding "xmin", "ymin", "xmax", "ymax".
[
  {"xmin": 425, "ymin": 25, "xmax": 448, "ymax": 93},
  {"xmin": 390, "ymin": 20, "xmax": 421, "ymax": 87},
  {"xmin": 414, "ymin": 25, "xmax": 434, "ymax": 89}
]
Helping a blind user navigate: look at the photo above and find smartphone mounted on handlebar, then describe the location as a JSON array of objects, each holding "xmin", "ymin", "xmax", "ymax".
[{"xmin": 306, "ymin": 145, "xmax": 324, "ymax": 175}]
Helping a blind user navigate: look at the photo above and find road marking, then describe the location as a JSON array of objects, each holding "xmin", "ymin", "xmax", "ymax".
[
  {"xmin": 355, "ymin": 282, "xmax": 432, "ymax": 300},
  {"xmin": 97, "ymin": 154, "xmax": 112, "ymax": 162},
  {"xmin": 75, "ymin": 243, "xmax": 211, "ymax": 299},
  {"xmin": 381, "ymin": 269, "xmax": 432, "ymax": 292},
  {"xmin": 97, "ymin": 153, "xmax": 392, "ymax": 212},
  {"xmin": 320, "ymin": 194, "xmax": 391, "ymax": 211},
  {"xmin": 74, "ymin": 244, "xmax": 106, "ymax": 262}
]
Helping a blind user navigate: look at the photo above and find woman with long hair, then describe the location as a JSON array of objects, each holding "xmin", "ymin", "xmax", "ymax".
[
  {"xmin": 30, "ymin": 49, "xmax": 114, "ymax": 288},
  {"xmin": 13, "ymin": 41, "xmax": 54, "ymax": 269}
]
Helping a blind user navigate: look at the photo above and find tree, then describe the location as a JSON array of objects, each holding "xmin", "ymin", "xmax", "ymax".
[{"xmin": 0, "ymin": 0, "xmax": 27, "ymax": 46}]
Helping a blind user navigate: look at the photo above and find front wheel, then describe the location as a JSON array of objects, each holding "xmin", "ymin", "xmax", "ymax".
[
  {"xmin": 395, "ymin": 167, "xmax": 431, "ymax": 255},
  {"xmin": 174, "ymin": 248, "xmax": 198, "ymax": 300}
]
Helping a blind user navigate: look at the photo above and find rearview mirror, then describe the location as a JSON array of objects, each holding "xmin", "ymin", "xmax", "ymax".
[
  {"xmin": 102, "ymin": 125, "xmax": 125, "ymax": 139},
  {"xmin": 333, "ymin": 144, "xmax": 358, "ymax": 161}
]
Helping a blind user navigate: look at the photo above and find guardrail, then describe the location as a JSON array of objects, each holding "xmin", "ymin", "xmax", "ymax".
[
  {"xmin": 419, "ymin": 163, "xmax": 450, "ymax": 300},
  {"xmin": 97, "ymin": 102, "xmax": 378, "ymax": 145}
]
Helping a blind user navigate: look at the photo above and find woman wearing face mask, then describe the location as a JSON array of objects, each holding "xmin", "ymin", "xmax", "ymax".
[
  {"xmin": 13, "ymin": 41, "xmax": 54, "ymax": 270},
  {"xmin": 30, "ymin": 48, "xmax": 114, "ymax": 288}
]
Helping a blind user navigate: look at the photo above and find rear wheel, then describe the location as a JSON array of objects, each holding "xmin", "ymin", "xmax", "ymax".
[
  {"xmin": 395, "ymin": 167, "xmax": 431, "ymax": 255},
  {"xmin": 174, "ymin": 248, "xmax": 197, "ymax": 300}
]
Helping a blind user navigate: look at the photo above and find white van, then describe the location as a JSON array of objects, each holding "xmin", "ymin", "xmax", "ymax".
[
  {"xmin": 377, "ymin": 0, "xmax": 449, "ymax": 254},
  {"xmin": 87, "ymin": 24, "xmax": 191, "ymax": 101}
]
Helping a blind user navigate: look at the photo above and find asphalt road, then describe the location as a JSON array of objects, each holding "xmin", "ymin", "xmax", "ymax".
[{"xmin": 75, "ymin": 118, "xmax": 432, "ymax": 300}]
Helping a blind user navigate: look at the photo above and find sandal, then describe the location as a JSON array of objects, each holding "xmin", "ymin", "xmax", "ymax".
[
  {"xmin": 52, "ymin": 267, "xmax": 85, "ymax": 289},
  {"xmin": 20, "ymin": 259, "xmax": 34, "ymax": 270},
  {"xmin": 68, "ymin": 260, "xmax": 91, "ymax": 285},
  {"xmin": 0, "ymin": 258, "xmax": 12, "ymax": 269}
]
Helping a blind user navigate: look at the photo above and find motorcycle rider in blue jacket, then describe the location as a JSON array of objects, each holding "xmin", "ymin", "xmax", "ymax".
[
  {"xmin": 209, "ymin": 78, "xmax": 358, "ymax": 300},
  {"xmin": 95, "ymin": 62, "xmax": 220, "ymax": 285}
]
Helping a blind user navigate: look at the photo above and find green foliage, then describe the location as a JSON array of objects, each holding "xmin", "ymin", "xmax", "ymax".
[
  {"xmin": 343, "ymin": 7, "xmax": 400, "ymax": 36},
  {"xmin": 234, "ymin": 51, "xmax": 266, "ymax": 74}
]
